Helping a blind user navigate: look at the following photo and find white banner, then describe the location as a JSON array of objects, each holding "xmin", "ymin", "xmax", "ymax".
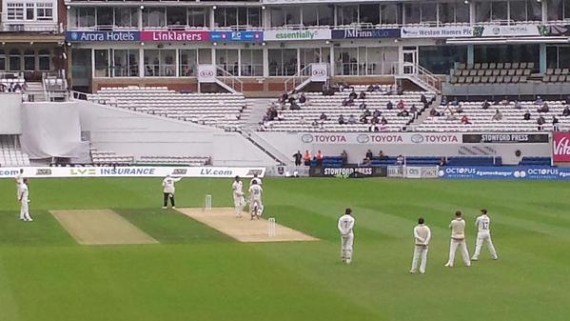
[
  {"xmin": 0, "ymin": 166, "xmax": 266, "ymax": 178},
  {"xmin": 263, "ymin": 29, "xmax": 331, "ymax": 41},
  {"xmin": 197, "ymin": 64, "xmax": 216, "ymax": 83},
  {"xmin": 310, "ymin": 63, "xmax": 328, "ymax": 82},
  {"xmin": 480, "ymin": 25, "xmax": 540, "ymax": 37},
  {"xmin": 299, "ymin": 132, "xmax": 461, "ymax": 145},
  {"xmin": 401, "ymin": 26, "xmax": 473, "ymax": 38},
  {"xmin": 387, "ymin": 166, "xmax": 439, "ymax": 178}
]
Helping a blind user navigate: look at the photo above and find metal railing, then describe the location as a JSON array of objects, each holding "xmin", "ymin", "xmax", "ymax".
[
  {"xmin": 392, "ymin": 62, "xmax": 441, "ymax": 93},
  {"xmin": 284, "ymin": 64, "xmax": 312, "ymax": 93},
  {"xmin": 416, "ymin": 64, "xmax": 442, "ymax": 92},
  {"xmin": 215, "ymin": 65, "xmax": 243, "ymax": 93}
]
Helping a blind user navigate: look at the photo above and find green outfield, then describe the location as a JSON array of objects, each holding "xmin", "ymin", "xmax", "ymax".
[{"xmin": 0, "ymin": 177, "xmax": 569, "ymax": 321}]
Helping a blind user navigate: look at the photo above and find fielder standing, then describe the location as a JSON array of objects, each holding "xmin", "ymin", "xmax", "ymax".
[
  {"xmin": 162, "ymin": 174, "xmax": 182, "ymax": 209},
  {"xmin": 248, "ymin": 180, "xmax": 263, "ymax": 220},
  {"xmin": 445, "ymin": 210, "xmax": 471, "ymax": 268},
  {"xmin": 231, "ymin": 176, "xmax": 245, "ymax": 217},
  {"xmin": 472, "ymin": 209, "xmax": 498, "ymax": 261},
  {"xmin": 410, "ymin": 217, "xmax": 431, "ymax": 274},
  {"xmin": 19, "ymin": 178, "xmax": 33, "ymax": 222},
  {"xmin": 338, "ymin": 208, "xmax": 355, "ymax": 264}
]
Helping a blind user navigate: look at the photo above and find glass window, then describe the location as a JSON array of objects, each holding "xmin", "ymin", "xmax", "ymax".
[
  {"xmin": 381, "ymin": 4, "xmax": 401, "ymax": 25},
  {"xmin": 76, "ymin": 7, "xmax": 95, "ymax": 28},
  {"xmin": 94, "ymin": 49, "xmax": 109, "ymax": 77},
  {"xmin": 198, "ymin": 49, "xmax": 212, "ymax": 65},
  {"xmin": 438, "ymin": 3, "xmax": 454, "ymax": 24},
  {"xmin": 113, "ymin": 49, "xmax": 139, "ymax": 77},
  {"xmin": 9, "ymin": 49, "xmax": 21, "ymax": 71},
  {"xmin": 509, "ymin": 0, "xmax": 526, "ymax": 21},
  {"xmin": 26, "ymin": 3, "xmax": 34, "ymax": 20},
  {"xmin": 216, "ymin": 49, "xmax": 239, "ymax": 75},
  {"xmin": 475, "ymin": 1, "xmax": 491, "ymax": 23},
  {"xmin": 144, "ymin": 49, "xmax": 175, "ymax": 77},
  {"xmin": 167, "ymin": 7, "xmax": 186, "ymax": 27},
  {"xmin": 559, "ymin": 46, "xmax": 570, "ymax": 68},
  {"xmin": 302, "ymin": 5, "xmax": 318, "ymax": 26},
  {"xmin": 215, "ymin": 7, "xmax": 239, "ymax": 28},
  {"xmin": 247, "ymin": 7, "xmax": 261, "ymax": 27},
  {"xmin": 337, "ymin": 5, "xmax": 358, "ymax": 25},
  {"xmin": 0, "ymin": 49, "xmax": 6, "ymax": 71},
  {"xmin": 548, "ymin": 0, "xmax": 564, "ymax": 20},
  {"xmin": 492, "ymin": 1, "xmax": 508, "ymax": 22},
  {"xmin": 7, "ymin": 3, "xmax": 24, "ymax": 20},
  {"xmin": 36, "ymin": 3, "xmax": 53, "ymax": 21},
  {"xmin": 359, "ymin": 4, "xmax": 380, "ymax": 25},
  {"xmin": 238, "ymin": 8, "xmax": 248, "ymax": 26},
  {"xmin": 419, "ymin": 46, "xmax": 467, "ymax": 74},
  {"xmin": 565, "ymin": 0, "xmax": 570, "ymax": 20},
  {"xmin": 404, "ymin": 3, "xmax": 421, "ymax": 24},
  {"xmin": 335, "ymin": 48, "xmax": 358, "ymax": 75},
  {"xmin": 421, "ymin": 3, "xmax": 437, "ymax": 23},
  {"xmin": 269, "ymin": 7, "xmax": 300, "ymax": 27},
  {"xmin": 240, "ymin": 49, "xmax": 263, "ymax": 76},
  {"xmin": 268, "ymin": 49, "xmax": 297, "ymax": 76},
  {"xmin": 179, "ymin": 49, "xmax": 198, "ymax": 76},
  {"xmin": 38, "ymin": 49, "xmax": 50, "ymax": 71},
  {"xmin": 114, "ymin": 7, "xmax": 138, "ymax": 28},
  {"xmin": 527, "ymin": 0, "xmax": 542, "ymax": 21},
  {"xmin": 97, "ymin": 7, "xmax": 113, "ymax": 27},
  {"xmin": 473, "ymin": 44, "xmax": 539, "ymax": 70},
  {"xmin": 143, "ymin": 8, "xmax": 166, "ymax": 28},
  {"xmin": 188, "ymin": 8, "xmax": 207, "ymax": 27},
  {"xmin": 24, "ymin": 49, "xmax": 35, "ymax": 71},
  {"xmin": 456, "ymin": 3, "xmax": 470, "ymax": 22}
]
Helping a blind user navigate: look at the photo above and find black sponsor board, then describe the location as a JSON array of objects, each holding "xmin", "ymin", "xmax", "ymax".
[
  {"xmin": 309, "ymin": 166, "xmax": 387, "ymax": 178},
  {"xmin": 462, "ymin": 133, "xmax": 549, "ymax": 144}
]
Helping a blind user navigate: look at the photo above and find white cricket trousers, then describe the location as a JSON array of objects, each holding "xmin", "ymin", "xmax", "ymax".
[
  {"xmin": 446, "ymin": 239, "xmax": 471, "ymax": 267},
  {"xmin": 410, "ymin": 245, "xmax": 429, "ymax": 273},
  {"xmin": 340, "ymin": 233, "xmax": 354, "ymax": 262},
  {"xmin": 20, "ymin": 201, "xmax": 32, "ymax": 221},
  {"xmin": 472, "ymin": 233, "xmax": 498, "ymax": 260},
  {"xmin": 233, "ymin": 194, "xmax": 245, "ymax": 214},
  {"xmin": 251, "ymin": 198, "xmax": 264, "ymax": 216}
]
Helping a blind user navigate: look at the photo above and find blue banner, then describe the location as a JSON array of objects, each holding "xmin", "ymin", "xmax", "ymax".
[
  {"xmin": 439, "ymin": 166, "xmax": 570, "ymax": 180},
  {"xmin": 209, "ymin": 31, "xmax": 263, "ymax": 42},
  {"xmin": 331, "ymin": 28, "xmax": 400, "ymax": 39},
  {"xmin": 66, "ymin": 31, "xmax": 140, "ymax": 42}
]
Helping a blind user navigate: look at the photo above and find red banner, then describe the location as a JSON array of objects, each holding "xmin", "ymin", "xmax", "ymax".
[{"xmin": 553, "ymin": 132, "xmax": 570, "ymax": 162}]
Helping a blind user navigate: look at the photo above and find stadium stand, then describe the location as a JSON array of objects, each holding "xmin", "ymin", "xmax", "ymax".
[
  {"xmin": 0, "ymin": 136, "xmax": 30, "ymax": 167},
  {"xmin": 450, "ymin": 63, "xmax": 534, "ymax": 84},
  {"xmin": 416, "ymin": 99, "xmax": 568, "ymax": 132},
  {"xmin": 261, "ymin": 85, "xmax": 435, "ymax": 132},
  {"xmin": 135, "ymin": 156, "xmax": 210, "ymax": 166},
  {"xmin": 87, "ymin": 87, "xmax": 247, "ymax": 130},
  {"xmin": 91, "ymin": 150, "xmax": 134, "ymax": 165}
]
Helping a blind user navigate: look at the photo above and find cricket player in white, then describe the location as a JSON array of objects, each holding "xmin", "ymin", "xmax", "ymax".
[
  {"xmin": 19, "ymin": 178, "xmax": 33, "ymax": 222},
  {"xmin": 14, "ymin": 168, "xmax": 24, "ymax": 197},
  {"xmin": 410, "ymin": 217, "xmax": 431, "ymax": 274},
  {"xmin": 162, "ymin": 174, "xmax": 182, "ymax": 209},
  {"xmin": 338, "ymin": 208, "xmax": 355, "ymax": 264},
  {"xmin": 250, "ymin": 173, "xmax": 262, "ymax": 187},
  {"xmin": 232, "ymin": 176, "xmax": 245, "ymax": 217},
  {"xmin": 445, "ymin": 210, "xmax": 471, "ymax": 267},
  {"xmin": 472, "ymin": 209, "xmax": 498, "ymax": 261},
  {"xmin": 248, "ymin": 180, "xmax": 263, "ymax": 220}
]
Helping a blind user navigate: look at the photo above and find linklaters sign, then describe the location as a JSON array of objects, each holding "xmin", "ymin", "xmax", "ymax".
[
  {"xmin": 462, "ymin": 133, "xmax": 549, "ymax": 143},
  {"xmin": 263, "ymin": 29, "xmax": 331, "ymax": 41}
]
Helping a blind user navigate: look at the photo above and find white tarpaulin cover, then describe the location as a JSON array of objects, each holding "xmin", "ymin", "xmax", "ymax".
[{"xmin": 20, "ymin": 102, "xmax": 81, "ymax": 159}]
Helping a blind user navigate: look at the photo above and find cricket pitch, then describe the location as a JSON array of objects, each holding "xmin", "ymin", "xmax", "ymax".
[
  {"xmin": 51, "ymin": 209, "xmax": 159, "ymax": 245},
  {"xmin": 177, "ymin": 208, "xmax": 319, "ymax": 243}
]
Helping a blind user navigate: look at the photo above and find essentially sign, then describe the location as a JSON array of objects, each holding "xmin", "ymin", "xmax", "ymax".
[
  {"xmin": 0, "ymin": 166, "xmax": 265, "ymax": 178},
  {"xmin": 209, "ymin": 31, "xmax": 263, "ymax": 42},
  {"xmin": 475, "ymin": 25, "xmax": 540, "ymax": 37},
  {"xmin": 299, "ymin": 132, "xmax": 461, "ymax": 145},
  {"xmin": 263, "ymin": 29, "xmax": 331, "ymax": 41},
  {"xmin": 462, "ymin": 133, "xmax": 549, "ymax": 144},
  {"xmin": 401, "ymin": 26, "xmax": 473, "ymax": 38},
  {"xmin": 140, "ymin": 31, "xmax": 209, "ymax": 42},
  {"xmin": 331, "ymin": 28, "xmax": 400, "ymax": 39},
  {"xmin": 65, "ymin": 31, "xmax": 140, "ymax": 42},
  {"xmin": 553, "ymin": 132, "xmax": 570, "ymax": 162},
  {"xmin": 197, "ymin": 64, "xmax": 217, "ymax": 83},
  {"xmin": 309, "ymin": 166, "xmax": 387, "ymax": 178},
  {"xmin": 310, "ymin": 63, "xmax": 328, "ymax": 82},
  {"xmin": 439, "ymin": 166, "xmax": 570, "ymax": 180}
]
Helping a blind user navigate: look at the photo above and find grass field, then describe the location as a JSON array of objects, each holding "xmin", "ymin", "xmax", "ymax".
[{"xmin": 0, "ymin": 177, "xmax": 569, "ymax": 321}]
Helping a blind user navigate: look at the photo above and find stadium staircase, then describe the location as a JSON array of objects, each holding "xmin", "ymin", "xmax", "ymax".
[
  {"xmin": 408, "ymin": 94, "xmax": 441, "ymax": 131},
  {"xmin": 214, "ymin": 66, "xmax": 243, "ymax": 94},
  {"xmin": 394, "ymin": 62, "xmax": 441, "ymax": 94},
  {"xmin": 25, "ymin": 82, "xmax": 46, "ymax": 102}
]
